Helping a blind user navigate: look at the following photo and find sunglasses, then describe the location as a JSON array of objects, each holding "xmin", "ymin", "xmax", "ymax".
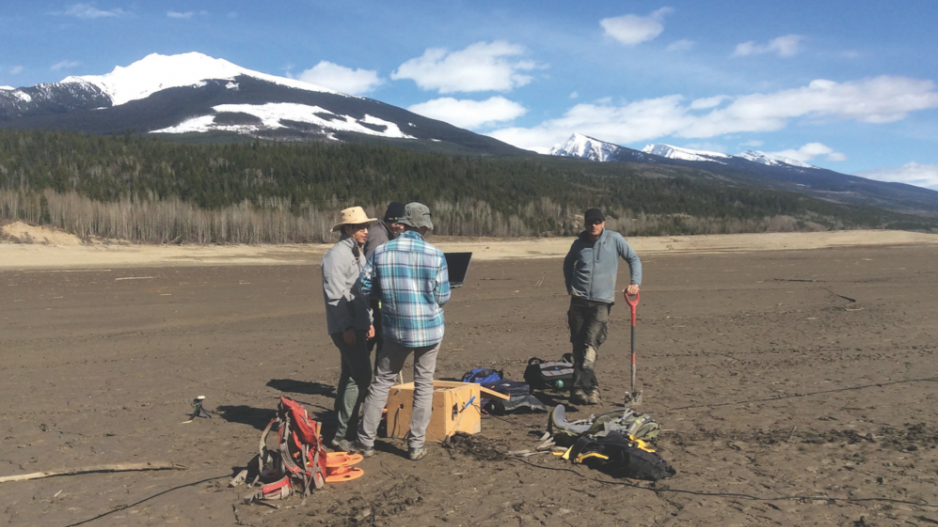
[{"xmin": 587, "ymin": 220, "xmax": 604, "ymax": 225}]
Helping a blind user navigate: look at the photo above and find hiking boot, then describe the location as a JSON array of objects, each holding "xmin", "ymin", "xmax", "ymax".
[
  {"xmin": 587, "ymin": 389, "xmax": 602, "ymax": 405},
  {"xmin": 329, "ymin": 438, "xmax": 350, "ymax": 452},
  {"xmin": 408, "ymin": 447, "xmax": 428, "ymax": 461},
  {"xmin": 348, "ymin": 441, "xmax": 375, "ymax": 458},
  {"xmin": 570, "ymin": 389, "xmax": 588, "ymax": 405}
]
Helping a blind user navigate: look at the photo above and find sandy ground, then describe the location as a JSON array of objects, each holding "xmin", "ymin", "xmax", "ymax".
[{"xmin": 2, "ymin": 232, "xmax": 938, "ymax": 526}]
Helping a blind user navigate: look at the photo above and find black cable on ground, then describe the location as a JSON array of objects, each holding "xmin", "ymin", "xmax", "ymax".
[
  {"xmin": 61, "ymin": 474, "xmax": 229, "ymax": 527},
  {"xmin": 508, "ymin": 457, "xmax": 938, "ymax": 509},
  {"xmin": 670, "ymin": 376, "xmax": 938, "ymax": 411}
]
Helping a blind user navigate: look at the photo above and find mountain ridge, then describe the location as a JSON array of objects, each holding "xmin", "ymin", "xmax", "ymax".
[{"xmin": 549, "ymin": 133, "xmax": 938, "ymax": 213}]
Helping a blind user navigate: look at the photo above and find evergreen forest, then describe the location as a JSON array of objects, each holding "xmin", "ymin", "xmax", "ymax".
[{"xmin": 1, "ymin": 129, "xmax": 935, "ymax": 244}]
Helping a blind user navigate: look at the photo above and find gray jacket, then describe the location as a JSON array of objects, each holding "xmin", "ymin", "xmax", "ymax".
[
  {"xmin": 321, "ymin": 235, "xmax": 372, "ymax": 335},
  {"xmin": 363, "ymin": 219, "xmax": 396, "ymax": 258},
  {"xmin": 563, "ymin": 229, "xmax": 642, "ymax": 304}
]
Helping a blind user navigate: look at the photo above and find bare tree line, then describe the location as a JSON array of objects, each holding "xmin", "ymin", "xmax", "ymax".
[{"xmin": 1, "ymin": 188, "xmax": 839, "ymax": 245}]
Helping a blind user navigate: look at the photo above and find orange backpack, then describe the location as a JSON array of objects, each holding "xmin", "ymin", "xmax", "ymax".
[{"xmin": 251, "ymin": 396, "xmax": 328, "ymax": 500}]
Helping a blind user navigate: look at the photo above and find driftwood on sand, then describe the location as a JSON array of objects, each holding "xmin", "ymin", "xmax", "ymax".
[{"xmin": 0, "ymin": 462, "xmax": 186, "ymax": 483}]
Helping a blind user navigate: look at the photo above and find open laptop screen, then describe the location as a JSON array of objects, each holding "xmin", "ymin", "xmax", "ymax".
[{"xmin": 444, "ymin": 252, "xmax": 473, "ymax": 288}]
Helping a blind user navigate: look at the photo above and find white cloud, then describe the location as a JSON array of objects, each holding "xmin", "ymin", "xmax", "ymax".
[
  {"xmin": 666, "ymin": 39, "xmax": 696, "ymax": 52},
  {"xmin": 570, "ymin": 91, "xmax": 579, "ymax": 99},
  {"xmin": 601, "ymin": 8, "xmax": 672, "ymax": 46},
  {"xmin": 734, "ymin": 34, "xmax": 804, "ymax": 58},
  {"xmin": 9, "ymin": 65, "xmax": 23, "ymax": 75},
  {"xmin": 407, "ymin": 96, "xmax": 527, "ymax": 129},
  {"xmin": 392, "ymin": 41, "xmax": 539, "ymax": 93},
  {"xmin": 740, "ymin": 139, "xmax": 764, "ymax": 147},
  {"xmin": 50, "ymin": 60, "xmax": 80, "ymax": 71},
  {"xmin": 689, "ymin": 95, "xmax": 729, "ymax": 110},
  {"xmin": 766, "ymin": 143, "xmax": 846, "ymax": 163},
  {"xmin": 488, "ymin": 76, "xmax": 938, "ymax": 153},
  {"xmin": 167, "ymin": 11, "xmax": 193, "ymax": 19},
  {"xmin": 296, "ymin": 61, "xmax": 383, "ymax": 95},
  {"xmin": 856, "ymin": 163, "xmax": 938, "ymax": 190},
  {"xmin": 684, "ymin": 141, "xmax": 728, "ymax": 153},
  {"xmin": 62, "ymin": 3, "xmax": 126, "ymax": 19}
]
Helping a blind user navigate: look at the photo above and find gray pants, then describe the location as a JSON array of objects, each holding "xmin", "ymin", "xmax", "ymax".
[
  {"xmin": 568, "ymin": 296, "xmax": 611, "ymax": 392},
  {"xmin": 356, "ymin": 338, "xmax": 441, "ymax": 450}
]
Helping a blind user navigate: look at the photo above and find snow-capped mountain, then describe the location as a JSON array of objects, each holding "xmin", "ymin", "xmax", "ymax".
[
  {"xmin": 61, "ymin": 52, "xmax": 338, "ymax": 106},
  {"xmin": 549, "ymin": 133, "xmax": 658, "ymax": 163},
  {"xmin": 0, "ymin": 52, "xmax": 522, "ymax": 155},
  {"xmin": 549, "ymin": 133, "xmax": 620, "ymax": 162},
  {"xmin": 641, "ymin": 144, "xmax": 732, "ymax": 164}
]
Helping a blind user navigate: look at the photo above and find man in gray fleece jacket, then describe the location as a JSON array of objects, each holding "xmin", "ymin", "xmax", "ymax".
[
  {"xmin": 362, "ymin": 202, "xmax": 406, "ymax": 362},
  {"xmin": 321, "ymin": 206, "xmax": 376, "ymax": 450},
  {"xmin": 562, "ymin": 208, "xmax": 642, "ymax": 405}
]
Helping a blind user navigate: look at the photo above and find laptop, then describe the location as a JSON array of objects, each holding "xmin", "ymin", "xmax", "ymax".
[{"xmin": 443, "ymin": 252, "xmax": 473, "ymax": 288}]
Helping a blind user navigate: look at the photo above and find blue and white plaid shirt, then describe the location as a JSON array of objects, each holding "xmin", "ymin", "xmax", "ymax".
[{"xmin": 360, "ymin": 230, "xmax": 451, "ymax": 347}]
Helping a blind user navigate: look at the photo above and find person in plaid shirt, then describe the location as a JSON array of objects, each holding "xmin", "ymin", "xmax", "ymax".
[{"xmin": 351, "ymin": 202, "xmax": 450, "ymax": 461}]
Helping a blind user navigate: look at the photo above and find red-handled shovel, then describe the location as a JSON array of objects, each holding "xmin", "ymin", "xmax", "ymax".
[{"xmin": 623, "ymin": 291, "xmax": 643, "ymax": 407}]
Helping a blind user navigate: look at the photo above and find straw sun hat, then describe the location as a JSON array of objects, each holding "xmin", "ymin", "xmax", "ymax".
[{"xmin": 331, "ymin": 206, "xmax": 377, "ymax": 232}]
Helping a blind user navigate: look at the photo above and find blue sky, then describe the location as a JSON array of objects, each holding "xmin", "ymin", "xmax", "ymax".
[{"xmin": 2, "ymin": 1, "xmax": 938, "ymax": 189}]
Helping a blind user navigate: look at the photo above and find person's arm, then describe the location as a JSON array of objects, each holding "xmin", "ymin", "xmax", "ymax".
[
  {"xmin": 434, "ymin": 255, "xmax": 451, "ymax": 307},
  {"xmin": 562, "ymin": 241, "xmax": 577, "ymax": 295},
  {"xmin": 322, "ymin": 251, "xmax": 353, "ymax": 332},
  {"xmin": 616, "ymin": 234, "xmax": 642, "ymax": 294}
]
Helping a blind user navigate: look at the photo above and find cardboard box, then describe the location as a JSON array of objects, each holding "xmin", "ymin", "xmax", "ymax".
[{"xmin": 384, "ymin": 381, "xmax": 507, "ymax": 442}]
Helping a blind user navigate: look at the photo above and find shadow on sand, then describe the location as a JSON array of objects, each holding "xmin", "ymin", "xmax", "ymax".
[
  {"xmin": 266, "ymin": 379, "xmax": 336, "ymax": 398},
  {"xmin": 216, "ymin": 405, "xmax": 277, "ymax": 431}
]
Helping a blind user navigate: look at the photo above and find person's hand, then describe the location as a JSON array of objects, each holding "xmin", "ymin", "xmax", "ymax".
[
  {"xmin": 625, "ymin": 284, "xmax": 640, "ymax": 296},
  {"xmin": 343, "ymin": 329, "xmax": 357, "ymax": 346},
  {"xmin": 367, "ymin": 325, "xmax": 375, "ymax": 339}
]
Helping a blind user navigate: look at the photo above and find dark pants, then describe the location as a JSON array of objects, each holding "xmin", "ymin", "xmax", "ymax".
[
  {"xmin": 330, "ymin": 330, "xmax": 373, "ymax": 440},
  {"xmin": 367, "ymin": 299, "xmax": 383, "ymax": 372},
  {"xmin": 568, "ymin": 296, "xmax": 611, "ymax": 392}
]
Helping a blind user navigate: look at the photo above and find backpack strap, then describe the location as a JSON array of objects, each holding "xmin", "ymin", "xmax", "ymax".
[{"xmin": 247, "ymin": 475, "xmax": 293, "ymax": 502}]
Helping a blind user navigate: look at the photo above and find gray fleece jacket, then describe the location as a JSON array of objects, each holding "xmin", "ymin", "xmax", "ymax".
[
  {"xmin": 362, "ymin": 219, "xmax": 397, "ymax": 258},
  {"xmin": 563, "ymin": 229, "xmax": 642, "ymax": 304},
  {"xmin": 321, "ymin": 234, "xmax": 372, "ymax": 335}
]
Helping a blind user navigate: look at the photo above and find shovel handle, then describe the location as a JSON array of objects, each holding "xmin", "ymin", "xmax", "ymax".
[{"xmin": 624, "ymin": 291, "xmax": 639, "ymax": 326}]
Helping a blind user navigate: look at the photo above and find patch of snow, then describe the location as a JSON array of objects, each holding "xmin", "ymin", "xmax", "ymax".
[
  {"xmin": 738, "ymin": 150, "xmax": 814, "ymax": 168},
  {"xmin": 641, "ymin": 144, "xmax": 730, "ymax": 164},
  {"xmin": 225, "ymin": 82, "xmax": 239, "ymax": 90},
  {"xmin": 152, "ymin": 115, "xmax": 220, "ymax": 134},
  {"xmin": 62, "ymin": 52, "xmax": 342, "ymax": 106},
  {"xmin": 11, "ymin": 91, "xmax": 32, "ymax": 103},
  {"xmin": 151, "ymin": 102, "xmax": 415, "ymax": 139},
  {"xmin": 0, "ymin": 86, "xmax": 14, "ymax": 90}
]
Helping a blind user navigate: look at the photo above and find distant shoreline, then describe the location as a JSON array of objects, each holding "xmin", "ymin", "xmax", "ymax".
[{"xmin": 2, "ymin": 225, "xmax": 936, "ymax": 270}]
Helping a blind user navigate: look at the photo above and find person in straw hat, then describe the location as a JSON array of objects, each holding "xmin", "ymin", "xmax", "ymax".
[
  {"xmin": 321, "ymin": 206, "xmax": 377, "ymax": 451},
  {"xmin": 350, "ymin": 202, "xmax": 450, "ymax": 462}
]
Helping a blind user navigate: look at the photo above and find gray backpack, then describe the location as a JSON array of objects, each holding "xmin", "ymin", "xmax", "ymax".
[{"xmin": 548, "ymin": 405, "xmax": 660, "ymax": 446}]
